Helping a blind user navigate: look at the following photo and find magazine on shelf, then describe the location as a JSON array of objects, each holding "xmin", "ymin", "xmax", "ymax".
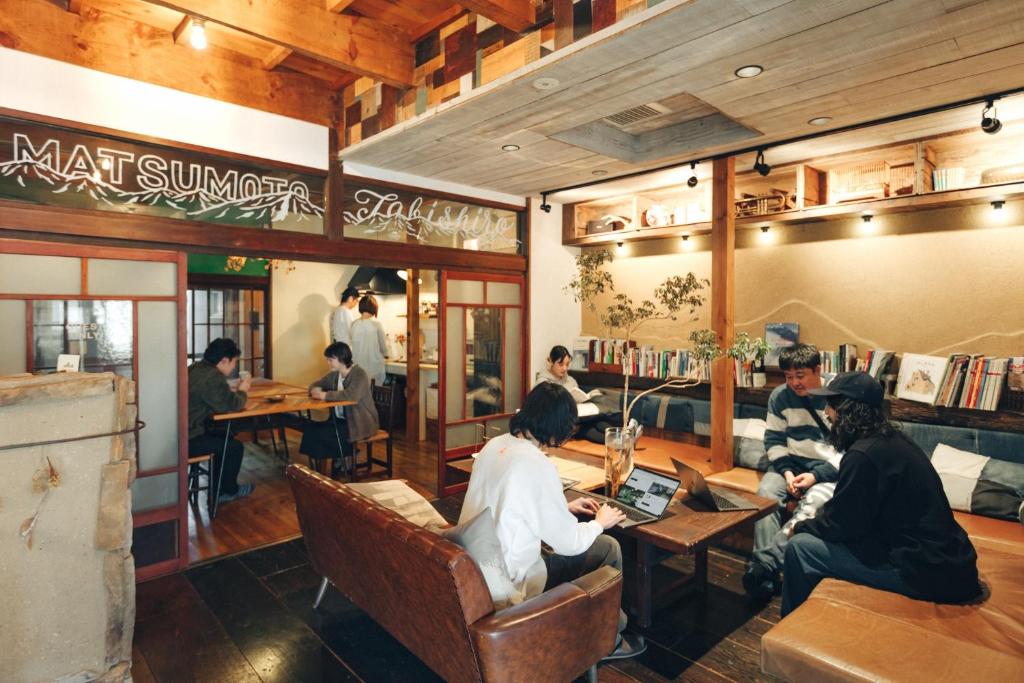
[{"xmin": 896, "ymin": 353, "xmax": 949, "ymax": 405}]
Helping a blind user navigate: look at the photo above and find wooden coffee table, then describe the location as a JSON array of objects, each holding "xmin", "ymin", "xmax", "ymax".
[{"xmin": 614, "ymin": 491, "xmax": 775, "ymax": 628}]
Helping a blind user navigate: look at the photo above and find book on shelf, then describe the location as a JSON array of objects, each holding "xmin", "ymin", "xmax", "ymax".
[
  {"xmin": 929, "ymin": 354, "xmax": 1010, "ymax": 410},
  {"xmin": 855, "ymin": 348, "xmax": 894, "ymax": 380},
  {"xmin": 896, "ymin": 353, "xmax": 949, "ymax": 405},
  {"xmin": 1008, "ymin": 357, "xmax": 1024, "ymax": 392},
  {"xmin": 571, "ymin": 336, "xmax": 596, "ymax": 370}
]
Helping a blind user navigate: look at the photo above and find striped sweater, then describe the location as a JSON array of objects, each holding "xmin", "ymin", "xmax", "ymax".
[{"xmin": 764, "ymin": 384, "xmax": 840, "ymax": 481}]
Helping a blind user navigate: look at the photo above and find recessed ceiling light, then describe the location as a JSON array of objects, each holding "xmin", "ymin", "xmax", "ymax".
[
  {"xmin": 734, "ymin": 65, "xmax": 763, "ymax": 78},
  {"xmin": 501, "ymin": 144, "xmax": 520, "ymax": 152},
  {"xmin": 592, "ymin": 169, "xmax": 608, "ymax": 176},
  {"xmin": 808, "ymin": 116, "xmax": 832, "ymax": 126},
  {"xmin": 532, "ymin": 77, "xmax": 560, "ymax": 91}
]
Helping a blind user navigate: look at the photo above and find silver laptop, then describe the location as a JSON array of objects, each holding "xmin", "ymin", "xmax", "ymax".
[
  {"xmin": 565, "ymin": 465, "xmax": 680, "ymax": 528},
  {"xmin": 671, "ymin": 458, "xmax": 757, "ymax": 511}
]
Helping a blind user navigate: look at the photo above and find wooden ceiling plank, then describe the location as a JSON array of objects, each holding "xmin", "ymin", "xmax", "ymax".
[
  {"xmin": 144, "ymin": 0, "xmax": 414, "ymax": 86},
  {"xmin": 1, "ymin": 0, "xmax": 338, "ymax": 125},
  {"xmin": 170, "ymin": 13, "xmax": 190, "ymax": 43},
  {"xmin": 458, "ymin": 0, "xmax": 534, "ymax": 32},
  {"xmin": 410, "ymin": 5, "xmax": 466, "ymax": 42},
  {"xmin": 261, "ymin": 44, "xmax": 292, "ymax": 70},
  {"xmin": 325, "ymin": 0, "xmax": 356, "ymax": 11}
]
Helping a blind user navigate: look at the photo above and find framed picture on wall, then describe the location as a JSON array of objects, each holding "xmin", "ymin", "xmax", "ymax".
[{"xmin": 765, "ymin": 322, "xmax": 800, "ymax": 367}]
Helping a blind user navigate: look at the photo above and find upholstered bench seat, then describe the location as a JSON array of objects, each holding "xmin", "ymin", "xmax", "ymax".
[
  {"xmin": 761, "ymin": 545, "xmax": 1024, "ymax": 682},
  {"xmin": 705, "ymin": 467, "xmax": 764, "ymax": 494},
  {"xmin": 953, "ymin": 511, "xmax": 1024, "ymax": 556}
]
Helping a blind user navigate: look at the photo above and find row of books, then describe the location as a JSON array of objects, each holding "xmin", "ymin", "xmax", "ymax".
[
  {"xmin": 572, "ymin": 338, "xmax": 711, "ymax": 381},
  {"xmin": 897, "ymin": 353, "xmax": 1023, "ymax": 410},
  {"xmin": 820, "ymin": 344, "xmax": 861, "ymax": 374}
]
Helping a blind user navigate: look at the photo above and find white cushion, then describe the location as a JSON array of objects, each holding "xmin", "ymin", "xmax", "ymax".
[{"xmin": 931, "ymin": 443, "xmax": 990, "ymax": 512}]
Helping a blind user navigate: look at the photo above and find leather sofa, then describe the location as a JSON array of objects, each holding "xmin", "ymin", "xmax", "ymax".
[{"xmin": 286, "ymin": 464, "xmax": 623, "ymax": 683}]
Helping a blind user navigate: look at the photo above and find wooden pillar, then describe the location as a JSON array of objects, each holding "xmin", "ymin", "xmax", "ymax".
[
  {"xmin": 710, "ymin": 157, "xmax": 735, "ymax": 472},
  {"xmin": 406, "ymin": 268, "xmax": 421, "ymax": 447},
  {"xmin": 325, "ymin": 134, "xmax": 343, "ymax": 241}
]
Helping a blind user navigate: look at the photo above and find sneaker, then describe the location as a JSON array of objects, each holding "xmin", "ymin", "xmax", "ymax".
[
  {"xmin": 218, "ymin": 483, "xmax": 255, "ymax": 503},
  {"xmin": 601, "ymin": 632, "xmax": 647, "ymax": 662},
  {"xmin": 742, "ymin": 563, "xmax": 776, "ymax": 602}
]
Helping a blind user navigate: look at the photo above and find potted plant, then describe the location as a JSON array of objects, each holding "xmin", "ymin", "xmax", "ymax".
[
  {"xmin": 566, "ymin": 250, "xmax": 708, "ymax": 494},
  {"xmin": 726, "ymin": 332, "xmax": 772, "ymax": 387}
]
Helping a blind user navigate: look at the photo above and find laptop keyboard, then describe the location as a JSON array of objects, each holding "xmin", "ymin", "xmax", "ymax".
[
  {"xmin": 606, "ymin": 499, "xmax": 655, "ymax": 522},
  {"xmin": 710, "ymin": 490, "xmax": 739, "ymax": 509}
]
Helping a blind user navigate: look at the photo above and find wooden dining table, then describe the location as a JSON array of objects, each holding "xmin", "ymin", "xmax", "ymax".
[{"xmin": 207, "ymin": 391, "xmax": 354, "ymax": 518}]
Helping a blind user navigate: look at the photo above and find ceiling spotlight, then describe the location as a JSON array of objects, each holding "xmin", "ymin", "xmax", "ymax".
[
  {"xmin": 753, "ymin": 149, "xmax": 771, "ymax": 177},
  {"xmin": 734, "ymin": 65, "xmax": 763, "ymax": 79},
  {"xmin": 861, "ymin": 212, "xmax": 873, "ymax": 223},
  {"xmin": 501, "ymin": 144, "xmax": 520, "ymax": 152},
  {"xmin": 992, "ymin": 200, "xmax": 1005, "ymax": 210},
  {"xmin": 539, "ymin": 193, "xmax": 552, "ymax": 214},
  {"xmin": 189, "ymin": 18, "xmax": 208, "ymax": 50},
  {"xmin": 687, "ymin": 162, "xmax": 698, "ymax": 188},
  {"xmin": 592, "ymin": 169, "xmax": 608, "ymax": 176},
  {"xmin": 532, "ymin": 77, "xmax": 559, "ymax": 91},
  {"xmin": 681, "ymin": 234, "xmax": 690, "ymax": 241},
  {"xmin": 616, "ymin": 241, "xmax": 624, "ymax": 249},
  {"xmin": 760, "ymin": 225, "xmax": 770, "ymax": 234},
  {"xmin": 808, "ymin": 116, "xmax": 832, "ymax": 126},
  {"xmin": 981, "ymin": 99, "xmax": 1002, "ymax": 135}
]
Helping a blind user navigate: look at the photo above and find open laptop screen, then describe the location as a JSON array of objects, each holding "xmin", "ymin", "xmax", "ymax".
[{"xmin": 615, "ymin": 467, "xmax": 680, "ymax": 516}]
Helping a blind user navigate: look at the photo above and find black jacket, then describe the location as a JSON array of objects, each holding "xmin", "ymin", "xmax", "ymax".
[{"xmin": 794, "ymin": 431, "xmax": 980, "ymax": 603}]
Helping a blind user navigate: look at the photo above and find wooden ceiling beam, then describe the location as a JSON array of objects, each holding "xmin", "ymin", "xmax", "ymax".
[
  {"xmin": 170, "ymin": 14, "xmax": 190, "ymax": 43},
  {"xmin": 0, "ymin": 0, "xmax": 339, "ymax": 125},
  {"xmin": 143, "ymin": 0, "xmax": 414, "ymax": 86},
  {"xmin": 459, "ymin": 0, "xmax": 533, "ymax": 32},
  {"xmin": 325, "ymin": 0, "xmax": 356, "ymax": 12},
  {"xmin": 261, "ymin": 44, "xmax": 292, "ymax": 70}
]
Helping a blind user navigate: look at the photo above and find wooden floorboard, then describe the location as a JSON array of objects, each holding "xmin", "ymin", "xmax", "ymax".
[
  {"xmin": 135, "ymin": 539, "xmax": 784, "ymax": 683},
  {"xmin": 188, "ymin": 428, "xmax": 439, "ymax": 564}
]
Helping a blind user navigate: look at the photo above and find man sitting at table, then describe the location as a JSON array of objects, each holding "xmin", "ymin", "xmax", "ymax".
[
  {"xmin": 188, "ymin": 337, "xmax": 254, "ymax": 503},
  {"xmin": 302, "ymin": 341, "xmax": 379, "ymax": 478},
  {"xmin": 743, "ymin": 344, "xmax": 840, "ymax": 600}
]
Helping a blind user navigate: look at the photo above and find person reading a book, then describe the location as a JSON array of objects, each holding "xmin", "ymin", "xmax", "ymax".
[
  {"xmin": 536, "ymin": 345, "xmax": 631, "ymax": 444},
  {"xmin": 744, "ymin": 344, "xmax": 841, "ymax": 600},
  {"xmin": 459, "ymin": 382, "xmax": 647, "ymax": 661},
  {"xmin": 301, "ymin": 342, "xmax": 379, "ymax": 479},
  {"xmin": 781, "ymin": 371, "xmax": 980, "ymax": 616}
]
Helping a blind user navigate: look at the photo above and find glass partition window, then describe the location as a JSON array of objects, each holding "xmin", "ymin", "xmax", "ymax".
[
  {"xmin": 32, "ymin": 300, "xmax": 133, "ymax": 377},
  {"xmin": 466, "ymin": 307, "xmax": 503, "ymax": 418},
  {"xmin": 187, "ymin": 286, "xmax": 267, "ymax": 377}
]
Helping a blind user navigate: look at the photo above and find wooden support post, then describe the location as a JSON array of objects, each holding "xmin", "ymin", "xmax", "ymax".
[
  {"xmin": 326, "ymin": 143, "xmax": 343, "ymax": 241},
  {"xmin": 710, "ymin": 157, "xmax": 735, "ymax": 473},
  {"xmin": 406, "ymin": 268, "xmax": 421, "ymax": 448}
]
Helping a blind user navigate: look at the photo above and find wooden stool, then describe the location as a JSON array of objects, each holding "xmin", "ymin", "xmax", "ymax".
[{"xmin": 187, "ymin": 453, "xmax": 214, "ymax": 507}]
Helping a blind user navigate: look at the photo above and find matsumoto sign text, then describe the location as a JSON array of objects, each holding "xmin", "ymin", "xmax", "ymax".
[{"xmin": 0, "ymin": 119, "xmax": 325, "ymax": 228}]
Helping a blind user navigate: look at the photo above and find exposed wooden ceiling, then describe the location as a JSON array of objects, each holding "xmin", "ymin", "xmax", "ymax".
[
  {"xmin": 340, "ymin": 0, "xmax": 1024, "ymax": 196},
  {"xmin": 2, "ymin": 0, "xmax": 535, "ymax": 126}
]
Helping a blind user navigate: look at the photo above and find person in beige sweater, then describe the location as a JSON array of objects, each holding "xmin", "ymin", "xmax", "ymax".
[{"xmin": 301, "ymin": 341, "xmax": 379, "ymax": 478}]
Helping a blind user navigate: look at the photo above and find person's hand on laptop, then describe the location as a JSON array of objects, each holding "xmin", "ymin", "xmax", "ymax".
[
  {"xmin": 595, "ymin": 504, "xmax": 627, "ymax": 529},
  {"xmin": 568, "ymin": 496, "xmax": 601, "ymax": 516}
]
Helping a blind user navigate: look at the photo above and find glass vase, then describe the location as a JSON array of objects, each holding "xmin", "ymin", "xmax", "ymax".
[{"xmin": 604, "ymin": 427, "xmax": 634, "ymax": 498}]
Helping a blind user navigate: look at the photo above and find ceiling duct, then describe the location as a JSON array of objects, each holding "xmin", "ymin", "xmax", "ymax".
[{"xmin": 603, "ymin": 102, "xmax": 671, "ymax": 129}]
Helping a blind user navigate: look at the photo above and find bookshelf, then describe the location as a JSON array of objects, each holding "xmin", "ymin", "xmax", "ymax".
[
  {"xmin": 570, "ymin": 370, "xmax": 1024, "ymax": 434},
  {"xmin": 562, "ymin": 124, "xmax": 1024, "ymax": 247}
]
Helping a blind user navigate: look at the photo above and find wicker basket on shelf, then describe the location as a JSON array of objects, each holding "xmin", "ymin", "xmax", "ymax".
[{"xmin": 829, "ymin": 160, "xmax": 890, "ymax": 203}]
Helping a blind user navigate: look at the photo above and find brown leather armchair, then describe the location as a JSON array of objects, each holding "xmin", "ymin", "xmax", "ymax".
[{"xmin": 286, "ymin": 464, "xmax": 623, "ymax": 683}]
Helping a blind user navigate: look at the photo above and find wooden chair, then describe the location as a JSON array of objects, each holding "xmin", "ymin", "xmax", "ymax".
[
  {"xmin": 187, "ymin": 453, "xmax": 214, "ymax": 507},
  {"xmin": 353, "ymin": 382, "xmax": 396, "ymax": 480}
]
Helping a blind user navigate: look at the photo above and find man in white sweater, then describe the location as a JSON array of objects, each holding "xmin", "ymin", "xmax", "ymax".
[{"xmin": 459, "ymin": 382, "xmax": 646, "ymax": 661}]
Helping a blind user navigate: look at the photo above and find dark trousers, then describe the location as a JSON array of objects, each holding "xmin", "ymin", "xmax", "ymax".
[
  {"xmin": 299, "ymin": 419, "xmax": 353, "ymax": 475},
  {"xmin": 544, "ymin": 535, "xmax": 628, "ymax": 635},
  {"xmin": 188, "ymin": 431, "xmax": 244, "ymax": 496},
  {"xmin": 781, "ymin": 533, "xmax": 918, "ymax": 617}
]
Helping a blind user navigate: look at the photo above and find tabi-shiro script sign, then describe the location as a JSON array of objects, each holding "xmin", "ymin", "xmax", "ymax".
[{"xmin": 0, "ymin": 118, "xmax": 325, "ymax": 227}]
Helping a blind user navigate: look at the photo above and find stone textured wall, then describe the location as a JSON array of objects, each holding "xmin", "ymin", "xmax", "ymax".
[{"xmin": 0, "ymin": 373, "xmax": 135, "ymax": 683}]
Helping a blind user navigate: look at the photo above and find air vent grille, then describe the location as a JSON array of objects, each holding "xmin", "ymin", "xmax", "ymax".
[{"xmin": 603, "ymin": 104, "xmax": 666, "ymax": 128}]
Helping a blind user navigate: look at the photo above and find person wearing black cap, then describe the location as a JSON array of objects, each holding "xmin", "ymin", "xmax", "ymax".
[{"xmin": 780, "ymin": 371, "xmax": 981, "ymax": 617}]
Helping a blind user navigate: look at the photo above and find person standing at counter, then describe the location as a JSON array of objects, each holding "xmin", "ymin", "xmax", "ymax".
[
  {"xmin": 331, "ymin": 287, "xmax": 360, "ymax": 346},
  {"xmin": 350, "ymin": 294, "xmax": 388, "ymax": 386},
  {"xmin": 187, "ymin": 338, "xmax": 254, "ymax": 502},
  {"xmin": 302, "ymin": 342, "xmax": 380, "ymax": 478}
]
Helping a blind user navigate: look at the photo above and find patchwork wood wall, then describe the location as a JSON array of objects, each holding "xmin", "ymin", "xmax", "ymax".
[{"xmin": 342, "ymin": 0, "xmax": 656, "ymax": 146}]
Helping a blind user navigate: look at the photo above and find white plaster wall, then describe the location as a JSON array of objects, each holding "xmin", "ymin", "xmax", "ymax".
[
  {"xmin": 0, "ymin": 47, "xmax": 327, "ymax": 169},
  {"xmin": 528, "ymin": 199, "xmax": 580, "ymax": 384},
  {"xmin": 271, "ymin": 262, "xmax": 358, "ymax": 387}
]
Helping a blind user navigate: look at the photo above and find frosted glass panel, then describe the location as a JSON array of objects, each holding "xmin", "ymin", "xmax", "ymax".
[
  {"xmin": 131, "ymin": 472, "xmax": 178, "ymax": 512},
  {"xmin": 466, "ymin": 308, "xmax": 503, "ymax": 417},
  {"xmin": 447, "ymin": 279, "xmax": 484, "ymax": 304},
  {"xmin": 446, "ymin": 423, "xmax": 479, "ymax": 449},
  {"xmin": 0, "ymin": 300, "xmax": 26, "ymax": 375},
  {"xmin": 445, "ymin": 306, "xmax": 464, "ymax": 421},
  {"xmin": 504, "ymin": 308, "xmax": 523, "ymax": 413},
  {"xmin": 138, "ymin": 302, "xmax": 179, "ymax": 471},
  {"xmin": 0, "ymin": 254, "xmax": 80, "ymax": 294},
  {"xmin": 487, "ymin": 282, "xmax": 520, "ymax": 305},
  {"xmin": 88, "ymin": 259, "xmax": 176, "ymax": 296}
]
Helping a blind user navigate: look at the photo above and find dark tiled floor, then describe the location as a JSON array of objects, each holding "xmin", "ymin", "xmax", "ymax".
[{"xmin": 134, "ymin": 538, "xmax": 783, "ymax": 682}]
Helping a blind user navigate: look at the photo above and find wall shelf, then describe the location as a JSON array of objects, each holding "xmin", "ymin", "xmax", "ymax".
[{"xmin": 570, "ymin": 370, "xmax": 1024, "ymax": 434}]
